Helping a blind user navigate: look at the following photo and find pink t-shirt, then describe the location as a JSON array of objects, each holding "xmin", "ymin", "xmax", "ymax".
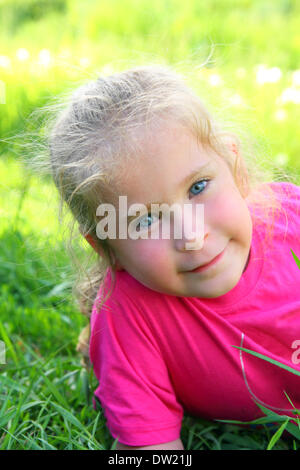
[{"xmin": 89, "ymin": 182, "xmax": 300, "ymax": 446}]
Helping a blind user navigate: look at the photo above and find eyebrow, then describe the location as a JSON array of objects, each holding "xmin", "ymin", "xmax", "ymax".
[{"xmin": 127, "ymin": 162, "xmax": 212, "ymax": 221}]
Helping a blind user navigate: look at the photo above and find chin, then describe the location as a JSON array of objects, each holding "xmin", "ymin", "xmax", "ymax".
[
  {"xmin": 210, "ymin": 271, "xmax": 243, "ymax": 298},
  {"xmin": 206, "ymin": 285, "xmax": 233, "ymax": 298}
]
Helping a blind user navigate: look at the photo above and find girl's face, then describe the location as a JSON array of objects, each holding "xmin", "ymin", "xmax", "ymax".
[{"xmin": 105, "ymin": 123, "xmax": 253, "ymax": 298}]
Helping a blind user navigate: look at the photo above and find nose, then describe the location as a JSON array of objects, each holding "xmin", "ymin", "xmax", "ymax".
[
  {"xmin": 175, "ymin": 231, "xmax": 209, "ymax": 252},
  {"xmin": 173, "ymin": 202, "xmax": 208, "ymax": 252}
]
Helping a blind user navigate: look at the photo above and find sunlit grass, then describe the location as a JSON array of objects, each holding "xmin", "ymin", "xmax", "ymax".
[{"xmin": 0, "ymin": 0, "xmax": 299, "ymax": 173}]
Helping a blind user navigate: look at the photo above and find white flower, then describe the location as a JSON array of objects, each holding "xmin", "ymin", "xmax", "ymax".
[
  {"xmin": 274, "ymin": 109, "xmax": 287, "ymax": 121},
  {"xmin": 292, "ymin": 70, "xmax": 300, "ymax": 87},
  {"xmin": 38, "ymin": 49, "xmax": 51, "ymax": 66},
  {"xmin": 16, "ymin": 48, "xmax": 30, "ymax": 61},
  {"xmin": 101, "ymin": 64, "xmax": 114, "ymax": 75},
  {"xmin": 279, "ymin": 87, "xmax": 300, "ymax": 104},
  {"xmin": 0, "ymin": 55, "xmax": 11, "ymax": 68},
  {"xmin": 208, "ymin": 73, "xmax": 223, "ymax": 87},
  {"xmin": 229, "ymin": 93, "xmax": 244, "ymax": 106},
  {"xmin": 274, "ymin": 153, "xmax": 288, "ymax": 166},
  {"xmin": 79, "ymin": 57, "xmax": 90, "ymax": 68},
  {"xmin": 58, "ymin": 48, "xmax": 71, "ymax": 60},
  {"xmin": 255, "ymin": 65, "xmax": 282, "ymax": 85}
]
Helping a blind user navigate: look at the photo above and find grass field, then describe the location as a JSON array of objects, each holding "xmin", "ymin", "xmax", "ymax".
[{"xmin": 1, "ymin": 0, "xmax": 300, "ymax": 450}]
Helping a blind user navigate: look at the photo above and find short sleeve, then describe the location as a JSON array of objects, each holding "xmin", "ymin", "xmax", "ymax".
[
  {"xmin": 89, "ymin": 287, "xmax": 184, "ymax": 447},
  {"xmin": 270, "ymin": 182, "xmax": 300, "ymax": 244}
]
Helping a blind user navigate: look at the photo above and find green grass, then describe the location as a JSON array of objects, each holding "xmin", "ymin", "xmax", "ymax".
[{"xmin": 1, "ymin": 0, "xmax": 300, "ymax": 450}]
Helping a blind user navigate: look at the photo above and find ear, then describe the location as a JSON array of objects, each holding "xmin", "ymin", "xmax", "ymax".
[
  {"xmin": 223, "ymin": 136, "xmax": 238, "ymax": 156},
  {"xmin": 230, "ymin": 142, "xmax": 238, "ymax": 156},
  {"xmin": 80, "ymin": 229, "xmax": 124, "ymax": 271},
  {"xmin": 83, "ymin": 232, "xmax": 105, "ymax": 257},
  {"xmin": 224, "ymin": 137, "xmax": 250, "ymax": 199}
]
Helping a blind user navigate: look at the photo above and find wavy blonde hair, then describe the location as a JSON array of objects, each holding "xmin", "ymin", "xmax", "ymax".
[{"xmin": 29, "ymin": 64, "xmax": 295, "ymax": 367}]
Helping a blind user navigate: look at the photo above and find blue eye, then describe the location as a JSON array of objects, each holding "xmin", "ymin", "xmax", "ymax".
[
  {"xmin": 136, "ymin": 213, "xmax": 160, "ymax": 231},
  {"xmin": 190, "ymin": 179, "xmax": 209, "ymax": 196},
  {"xmin": 135, "ymin": 179, "xmax": 209, "ymax": 232}
]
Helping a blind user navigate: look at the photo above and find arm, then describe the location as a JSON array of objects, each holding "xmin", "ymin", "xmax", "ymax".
[{"xmin": 115, "ymin": 438, "xmax": 184, "ymax": 450}]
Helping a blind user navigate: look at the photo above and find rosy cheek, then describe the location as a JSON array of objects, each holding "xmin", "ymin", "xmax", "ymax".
[
  {"xmin": 209, "ymin": 192, "xmax": 244, "ymax": 226},
  {"xmin": 135, "ymin": 239, "xmax": 169, "ymax": 267}
]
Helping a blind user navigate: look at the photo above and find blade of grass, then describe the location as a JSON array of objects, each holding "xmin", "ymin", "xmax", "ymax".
[
  {"xmin": 291, "ymin": 249, "xmax": 300, "ymax": 269},
  {"xmin": 0, "ymin": 365, "xmax": 43, "ymax": 449},
  {"xmin": 50, "ymin": 401, "xmax": 93, "ymax": 436},
  {"xmin": 217, "ymin": 415, "xmax": 288, "ymax": 426},
  {"xmin": 255, "ymin": 402, "xmax": 300, "ymax": 440},
  {"xmin": 232, "ymin": 345, "xmax": 300, "ymax": 376},
  {"xmin": 283, "ymin": 391, "xmax": 300, "ymax": 422},
  {"xmin": 267, "ymin": 418, "xmax": 290, "ymax": 450},
  {"xmin": 0, "ymin": 321, "xmax": 19, "ymax": 367},
  {"xmin": 0, "ymin": 401, "xmax": 45, "ymax": 428},
  {"xmin": 50, "ymin": 434, "xmax": 93, "ymax": 450},
  {"xmin": 37, "ymin": 369, "xmax": 69, "ymax": 409}
]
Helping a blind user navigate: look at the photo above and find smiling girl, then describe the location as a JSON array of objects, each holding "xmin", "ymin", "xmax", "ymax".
[{"xmin": 45, "ymin": 65, "xmax": 300, "ymax": 449}]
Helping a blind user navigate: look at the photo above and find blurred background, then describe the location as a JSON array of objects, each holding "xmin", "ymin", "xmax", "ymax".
[{"xmin": 0, "ymin": 0, "xmax": 299, "ymax": 450}]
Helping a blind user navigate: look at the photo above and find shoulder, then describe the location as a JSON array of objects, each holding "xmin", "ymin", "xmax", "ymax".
[
  {"xmin": 252, "ymin": 180, "xmax": 299, "ymax": 199},
  {"xmin": 90, "ymin": 269, "xmax": 185, "ymax": 354},
  {"xmin": 268, "ymin": 181, "xmax": 300, "ymax": 206},
  {"xmin": 269, "ymin": 181, "xmax": 300, "ymax": 220},
  {"xmin": 265, "ymin": 181, "xmax": 300, "ymax": 246},
  {"xmin": 250, "ymin": 181, "xmax": 300, "ymax": 221},
  {"xmin": 96, "ymin": 269, "xmax": 172, "ymax": 314},
  {"xmin": 91, "ymin": 269, "xmax": 169, "ymax": 334}
]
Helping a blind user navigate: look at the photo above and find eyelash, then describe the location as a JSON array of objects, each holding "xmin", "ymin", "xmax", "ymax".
[
  {"xmin": 136, "ymin": 178, "xmax": 210, "ymax": 231},
  {"xmin": 189, "ymin": 178, "xmax": 210, "ymax": 198}
]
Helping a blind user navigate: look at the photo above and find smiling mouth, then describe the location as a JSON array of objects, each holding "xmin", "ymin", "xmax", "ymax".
[{"xmin": 185, "ymin": 244, "xmax": 228, "ymax": 273}]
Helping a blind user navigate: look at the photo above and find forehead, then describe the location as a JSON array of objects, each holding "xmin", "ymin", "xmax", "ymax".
[
  {"xmin": 109, "ymin": 123, "xmax": 219, "ymax": 202},
  {"xmin": 100, "ymin": 125, "xmax": 225, "ymax": 219}
]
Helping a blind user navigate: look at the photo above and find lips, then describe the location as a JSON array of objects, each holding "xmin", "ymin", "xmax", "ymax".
[
  {"xmin": 184, "ymin": 244, "xmax": 228, "ymax": 273},
  {"xmin": 190, "ymin": 254, "xmax": 220, "ymax": 271}
]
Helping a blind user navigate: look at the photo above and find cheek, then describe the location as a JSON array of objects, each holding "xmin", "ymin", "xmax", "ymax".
[
  {"xmin": 118, "ymin": 238, "xmax": 170, "ymax": 271},
  {"xmin": 209, "ymin": 190, "xmax": 251, "ymax": 233},
  {"xmin": 134, "ymin": 240, "xmax": 170, "ymax": 267}
]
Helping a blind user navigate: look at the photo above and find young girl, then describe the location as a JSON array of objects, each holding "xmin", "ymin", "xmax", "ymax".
[{"xmin": 47, "ymin": 65, "xmax": 300, "ymax": 450}]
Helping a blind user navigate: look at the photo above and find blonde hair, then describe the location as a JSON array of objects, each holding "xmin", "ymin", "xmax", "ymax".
[{"xmin": 29, "ymin": 64, "xmax": 295, "ymax": 366}]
